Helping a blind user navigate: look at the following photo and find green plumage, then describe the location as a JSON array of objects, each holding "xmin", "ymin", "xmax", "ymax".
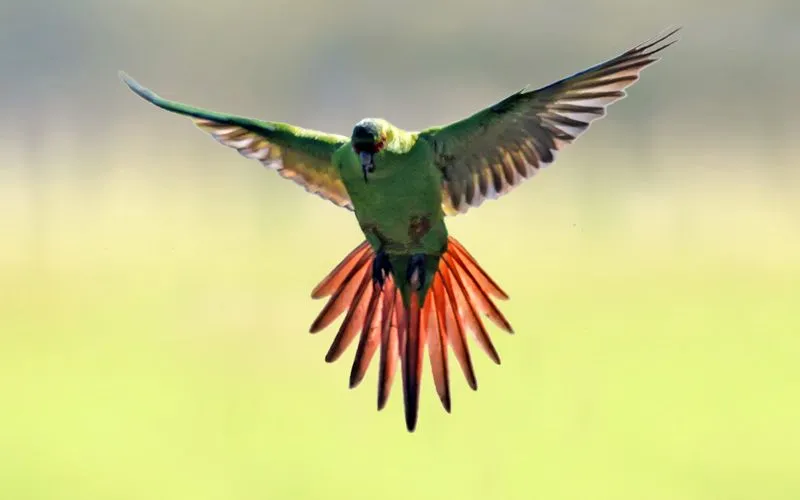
[
  {"xmin": 119, "ymin": 28, "xmax": 678, "ymax": 305},
  {"xmin": 333, "ymin": 125, "xmax": 446, "ymax": 301},
  {"xmin": 119, "ymin": 28, "xmax": 679, "ymax": 432}
]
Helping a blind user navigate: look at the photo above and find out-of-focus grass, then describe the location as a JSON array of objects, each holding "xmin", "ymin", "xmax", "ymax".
[{"xmin": 1, "ymin": 152, "xmax": 799, "ymax": 500}]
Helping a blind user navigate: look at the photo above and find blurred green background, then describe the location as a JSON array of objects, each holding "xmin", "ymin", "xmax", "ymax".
[{"xmin": 2, "ymin": 0, "xmax": 799, "ymax": 498}]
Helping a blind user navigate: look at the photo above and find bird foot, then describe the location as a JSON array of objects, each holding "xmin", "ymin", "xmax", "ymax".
[
  {"xmin": 372, "ymin": 249, "xmax": 393, "ymax": 287},
  {"xmin": 407, "ymin": 254, "xmax": 426, "ymax": 291}
]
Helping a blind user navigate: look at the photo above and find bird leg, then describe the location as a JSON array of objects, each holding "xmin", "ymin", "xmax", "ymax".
[
  {"xmin": 407, "ymin": 254, "xmax": 426, "ymax": 292},
  {"xmin": 372, "ymin": 248, "xmax": 393, "ymax": 287}
]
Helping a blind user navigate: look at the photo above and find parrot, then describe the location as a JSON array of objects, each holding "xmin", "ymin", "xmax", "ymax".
[{"xmin": 120, "ymin": 28, "xmax": 679, "ymax": 432}]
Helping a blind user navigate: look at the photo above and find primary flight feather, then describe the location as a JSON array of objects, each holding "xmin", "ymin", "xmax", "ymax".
[{"xmin": 121, "ymin": 28, "xmax": 679, "ymax": 432}]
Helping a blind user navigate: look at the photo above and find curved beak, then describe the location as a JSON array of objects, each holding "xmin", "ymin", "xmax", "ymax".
[{"xmin": 359, "ymin": 151, "xmax": 375, "ymax": 182}]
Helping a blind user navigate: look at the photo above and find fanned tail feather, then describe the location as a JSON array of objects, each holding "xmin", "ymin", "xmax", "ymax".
[{"xmin": 310, "ymin": 237, "xmax": 512, "ymax": 432}]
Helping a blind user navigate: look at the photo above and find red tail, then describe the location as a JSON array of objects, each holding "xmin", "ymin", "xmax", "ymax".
[{"xmin": 309, "ymin": 237, "xmax": 513, "ymax": 432}]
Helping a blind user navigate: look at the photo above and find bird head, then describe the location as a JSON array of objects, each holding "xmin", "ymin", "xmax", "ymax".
[{"xmin": 351, "ymin": 118, "xmax": 392, "ymax": 182}]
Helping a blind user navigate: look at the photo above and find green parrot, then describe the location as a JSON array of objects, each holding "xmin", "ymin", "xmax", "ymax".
[{"xmin": 121, "ymin": 28, "xmax": 678, "ymax": 432}]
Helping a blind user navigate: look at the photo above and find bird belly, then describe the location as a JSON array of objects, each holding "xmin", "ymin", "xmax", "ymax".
[
  {"xmin": 352, "ymin": 179, "xmax": 447, "ymax": 256},
  {"xmin": 358, "ymin": 212, "xmax": 446, "ymax": 255}
]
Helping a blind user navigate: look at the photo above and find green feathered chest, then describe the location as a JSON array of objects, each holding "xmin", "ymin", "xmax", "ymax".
[{"xmin": 335, "ymin": 141, "xmax": 447, "ymax": 255}]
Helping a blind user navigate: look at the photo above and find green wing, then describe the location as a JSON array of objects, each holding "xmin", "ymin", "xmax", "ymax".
[
  {"xmin": 120, "ymin": 72, "xmax": 353, "ymax": 210},
  {"xmin": 418, "ymin": 28, "xmax": 679, "ymax": 216}
]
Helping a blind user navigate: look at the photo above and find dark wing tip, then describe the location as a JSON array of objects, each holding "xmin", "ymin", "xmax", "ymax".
[{"xmin": 634, "ymin": 26, "xmax": 682, "ymax": 58}]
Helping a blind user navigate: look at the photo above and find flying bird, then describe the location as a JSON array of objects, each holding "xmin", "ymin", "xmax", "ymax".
[{"xmin": 120, "ymin": 28, "xmax": 679, "ymax": 432}]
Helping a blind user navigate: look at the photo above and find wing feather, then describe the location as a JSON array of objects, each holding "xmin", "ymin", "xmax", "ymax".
[
  {"xmin": 120, "ymin": 72, "xmax": 352, "ymax": 210},
  {"xmin": 418, "ymin": 28, "xmax": 680, "ymax": 215}
]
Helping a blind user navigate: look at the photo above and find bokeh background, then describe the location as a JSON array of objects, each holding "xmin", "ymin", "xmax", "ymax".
[{"xmin": 2, "ymin": 0, "xmax": 799, "ymax": 498}]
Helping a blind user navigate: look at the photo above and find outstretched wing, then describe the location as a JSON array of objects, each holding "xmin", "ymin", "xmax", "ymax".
[
  {"xmin": 418, "ymin": 28, "xmax": 680, "ymax": 215},
  {"xmin": 120, "ymin": 72, "xmax": 353, "ymax": 210}
]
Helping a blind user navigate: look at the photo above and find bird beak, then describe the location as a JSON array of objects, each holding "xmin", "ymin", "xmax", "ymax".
[{"xmin": 359, "ymin": 151, "xmax": 375, "ymax": 182}]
